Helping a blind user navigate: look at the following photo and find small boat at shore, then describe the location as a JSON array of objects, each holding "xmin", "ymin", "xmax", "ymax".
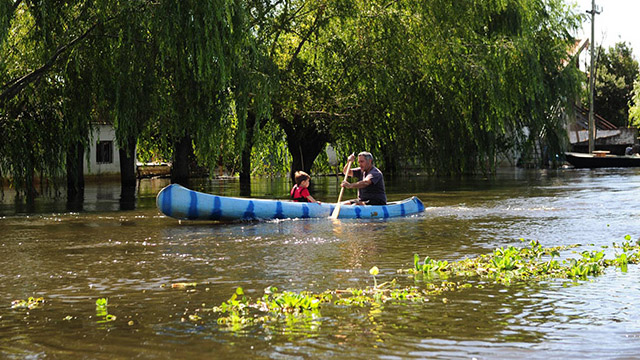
[
  {"xmin": 156, "ymin": 184, "xmax": 425, "ymax": 221},
  {"xmin": 565, "ymin": 152, "xmax": 640, "ymax": 168}
]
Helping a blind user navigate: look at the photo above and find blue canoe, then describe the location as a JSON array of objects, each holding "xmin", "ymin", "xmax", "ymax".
[{"xmin": 156, "ymin": 184, "xmax": 425, "ymax": 221}]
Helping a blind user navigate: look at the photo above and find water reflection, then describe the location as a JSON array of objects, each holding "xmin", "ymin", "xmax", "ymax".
[
  {"xmin": 66, "ymin": 190, "xmax": 84, "ymax": 212},
  {"xmin": 119, "ymin": 185, "xmax": 136, "ymax": 211},
  {"xmin": 239, "ymin": 179, "xmax": 251, "ymax": 197}
]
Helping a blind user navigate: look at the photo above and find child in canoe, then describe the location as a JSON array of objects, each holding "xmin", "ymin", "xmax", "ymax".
[{"xmin": 290, "ymin": 171, "xmax": 320, "ymax": 203}]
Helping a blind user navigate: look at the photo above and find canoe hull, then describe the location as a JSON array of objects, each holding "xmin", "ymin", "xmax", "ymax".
[
  {"xmin": 156, "ymin": 184, "xmax": 425, "ymax": 221},
  {"xmin": 565, "ymin": 152, "xmax": 640, "ymax": 168}
]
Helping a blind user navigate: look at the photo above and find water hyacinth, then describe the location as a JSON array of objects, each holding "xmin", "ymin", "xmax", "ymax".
[
  {"xmin": 95, "ymin": 298, "xmax": 116, "ymax": 323},
  {"xmin": 199, "ymin": 237, "xmax": 640, "ymax": 333}
]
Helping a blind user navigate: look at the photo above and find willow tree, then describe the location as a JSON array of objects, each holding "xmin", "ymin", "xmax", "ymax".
[
  {"xmin": 0, "ymin": 0, "xmax": 108, "ymax": 197},
  {"xmin": 321, "ymin": 0, "xmax": 584, "ymax": 173},
  {"xmin": 92, "ymin": 2, "xmax": 159, "ymax": 188},
  {"xmin": 139, "ymin": 1, "xmax": 249, "ymax": 185},
  {"xmin": 263, "ymin": 0, "xmax": 583, "ymax": 176},
  {"xmin": 253, "ymin": 0, "xmax": 355, "ymax": 179},
  {"xmin": 0, "ymin": 0, "xmax": 163, "ymax": 198}
]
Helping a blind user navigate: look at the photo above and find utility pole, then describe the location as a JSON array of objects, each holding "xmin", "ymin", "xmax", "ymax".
[{"xmin": 587, "ymin": 0, "xmax": 600, "ymax": 154}]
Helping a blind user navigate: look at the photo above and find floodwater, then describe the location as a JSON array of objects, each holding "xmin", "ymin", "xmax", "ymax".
[{"xmin": 1, "ymin": 168, "xmax": 640, "ymax": 359}]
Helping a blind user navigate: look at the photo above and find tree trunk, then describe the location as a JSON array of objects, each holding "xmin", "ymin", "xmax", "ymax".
[
  {"xmin": 287, "ymin": 139, "xmax": 327, "ymax": 180},
  {"xmin": 119, "ymin": 136, "xmax": 137, "ymax": 188},
  {"xmin": 381, "ymin": 144, "xmax": 397, "ymax": 175},
  {"xmin": 171, "ymin": 134, "xmax": 192, "ymax": 185},
  {"xmin": 278, "ymin": 115, "xmax": 330, "ymax": 181},
  {"xmin": 239, "ymin": 112, "xmax": 256, "ymax": 182},
  {"xmin": 66, "ymin": 141, "xmax": 85, "ymax": 198},
  {"xmin": 25, "ymin": 150, "xmax": 37, "ymax": 202},
  {"xmin": 119, "ymin": 184, "xmax": 136, "ymax": 211}
]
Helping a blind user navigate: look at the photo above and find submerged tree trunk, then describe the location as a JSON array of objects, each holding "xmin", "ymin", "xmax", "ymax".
[
  {"xmin": 66, "ymin": 141, "xmax": 85, "ymax": 198},
  {"xmin": 239, "ymin": 112, "xmax": 257, "ymax": 183},
  {"xmin": 171, "ymin": 134, "xmax": 192, "ymax": 185},
  {"xmin": 119, "ymin": 136, "xmax": 137, "ymax": 188},
  {"xmin": 119, "ymin": 183, "xmax": 136, "ymax": 211}
]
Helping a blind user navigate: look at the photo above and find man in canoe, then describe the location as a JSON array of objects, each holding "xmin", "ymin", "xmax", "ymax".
[{"xmin": 340, "ymin": 152, "xmax": 387, "ymax": 205}]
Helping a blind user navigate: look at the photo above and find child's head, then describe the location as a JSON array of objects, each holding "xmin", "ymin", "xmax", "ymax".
[{"xmin": 294, "ymin": 171, "xmax": 310, "ymax": 187}]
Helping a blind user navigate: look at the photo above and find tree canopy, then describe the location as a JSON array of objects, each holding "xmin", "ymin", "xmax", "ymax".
[
  {"xmin": 593, "ymin": 42, "xmax": 639, "ymax": 128},
  {"xmin": 1, "ymin": 0, "xmax": 589, "ymax": 196}
]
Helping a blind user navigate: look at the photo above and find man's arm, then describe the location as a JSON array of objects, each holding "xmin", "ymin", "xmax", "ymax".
[
  {"xmin": 342, "ymin": 178, "xmax": 372, "ymax": 189},
  {"xmin": 342, "ymin": 153, "xmax": 356, "ymax": 177}
]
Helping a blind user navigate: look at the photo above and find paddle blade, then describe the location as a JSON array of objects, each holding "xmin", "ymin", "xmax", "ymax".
[{"xmin": 330, "ymin": 203, "xmax": 341, "ymax": 219}]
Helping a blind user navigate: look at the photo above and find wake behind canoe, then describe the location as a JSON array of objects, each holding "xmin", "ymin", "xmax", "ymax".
[{"xmin": 156, "ymin": 184, "xmax": 424, "ymax": 221}]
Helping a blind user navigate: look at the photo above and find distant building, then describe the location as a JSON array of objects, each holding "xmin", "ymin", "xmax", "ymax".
[{"xmin": 84, "ymin": 123, "xmax": 135, "ymax": 176}]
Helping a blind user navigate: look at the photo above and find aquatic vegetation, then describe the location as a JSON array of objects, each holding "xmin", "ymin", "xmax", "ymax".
[
  {"xmin": 369, "ymin": 266, "xmax": 379, "ymax": 287},
  {"xmin": 613, "ymin": 252, "xmax": 629, "ymax": 272},
  {"xmin": 211, "ymin": 286, "xmax": 330, "ymax": 332},
  {"xmin": 407, "ymin": 240, "xmax": 576, "ymax": 284},
  {"xmin": 413, "ymin": 254, "xmax": 449, "ymax": 276},
  {"xmin": 260, "ymin": 289, "xmax": 328, "ymax": 314},
  {"xmin": 11, "ymin": 297, "xmax": 44, "ymax": 310},
  {"xmin": 199, "ymin": 237, "xmax": 640, "ymax": 334},
  {"xmin": 407, "ymin": 239, "xmax": 640, "ymax": 284},
  {"xmin": 95, "ymin": 298, "xmax": 116, "ymax": 323},
  {"xmin": 95, "ymin": 297, "xmax": 108, "ymax": 310}
]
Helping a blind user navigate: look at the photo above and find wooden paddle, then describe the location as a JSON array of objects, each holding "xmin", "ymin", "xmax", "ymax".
[{"xmin": 330, "ymin": 155, "xmax": 354, "ymax": 219}]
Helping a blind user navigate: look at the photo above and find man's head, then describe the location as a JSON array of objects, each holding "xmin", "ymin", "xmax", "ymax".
[{"xmin": 357, "ymin": 152, "xmax": 374, "ymax": 171}]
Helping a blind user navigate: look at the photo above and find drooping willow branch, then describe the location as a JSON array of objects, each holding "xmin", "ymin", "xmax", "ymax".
[{"xmin": 0, "ymin": 22, "xmax": 99, "ymax": 104}]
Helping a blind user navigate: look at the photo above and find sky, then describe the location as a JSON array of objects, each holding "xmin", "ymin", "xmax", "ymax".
[{"xmin": 572, "ymin": 0, "xmax": 640, "ymax": 62}]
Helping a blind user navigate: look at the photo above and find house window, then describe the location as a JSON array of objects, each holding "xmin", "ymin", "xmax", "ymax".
[{"xmin": 96, "ymin": 141, "xmax": 113, "ymax": 164}]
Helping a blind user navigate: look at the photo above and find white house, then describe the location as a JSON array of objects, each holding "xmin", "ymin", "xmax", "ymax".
[{"xmin": 84, "ymin": 123, "xmax": 135, "ymax": 176}]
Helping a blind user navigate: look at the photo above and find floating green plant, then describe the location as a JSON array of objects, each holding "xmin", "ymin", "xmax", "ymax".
[
  {"xmin": 406, "ymin": 239, "xmax": 640, "ymax": 284},
  {"xmin": 202, "ymin": 237, "xmax": 640, "ymax": 333},
  {"xmin": 414, "ymin": 254, "xmax": 449, "ymax": 276},
  {"xmin": 95, "ymin": 298, "xmax": 116, "ymax": 323},
  {"xmin": 11, "ymin": 297, "xmax": 44, "ymax": 310},
  {"xmin": 370, "ymin": 266, "xmax": 379, "ymax": 287},
  {"xmin": 210, "ymin": 286, "xmax": 331, "ymax": 331}
]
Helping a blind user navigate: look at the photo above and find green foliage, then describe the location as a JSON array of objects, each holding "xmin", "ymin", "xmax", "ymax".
[
  {"xmin": 593, "ymin": 42, "xmax": 640, "ymax": 127},
  {"xmin": 212, "ymin": 286, "xmax": 330, "ymax": 331},
  {"xmin": 407, "ymin": 238, "xmax": 640, "ymax": 284},
  {"xmin": 0, "ymin": 0, "xmax": 591, "ymax": 193},
  {"xmin": 95, "ymin": 297, "xmax": 116, "ymax": 323},
  {"xmin": 173, "ymin": 237, "xmax": 640, "ymax": 335},
  {"xmin": 629, "ymin": 79, "xmax": 640, "ymax": 127},
  {"xmin": 414, "ymin": 254, "xmax": 450, "ymax": 275},
  {"xmin": 0, "ymin": 0, "xmax": 12, "ymax": 45},
  {"xmin": 250, "ymin": 118, "xmax": 290, "ymax": 176},
  {"xmin": 296, "ymin": 0, "xmax": 584, "ymax": 173}
]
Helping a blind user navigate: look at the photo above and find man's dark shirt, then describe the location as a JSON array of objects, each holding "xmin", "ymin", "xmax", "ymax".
[{"xmin": 352, "ymin": 166, "xmax": 386, "ymax": 205}]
